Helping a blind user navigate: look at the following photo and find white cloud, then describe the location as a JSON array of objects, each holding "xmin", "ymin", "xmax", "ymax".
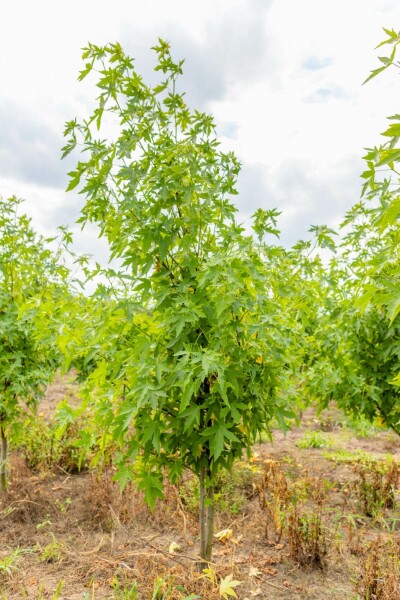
[{"xmin": 0, "ymin": 0, "xmax": 400, "ymax": 258}]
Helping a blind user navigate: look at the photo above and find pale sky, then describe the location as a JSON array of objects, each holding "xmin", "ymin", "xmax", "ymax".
[{"xmin": 0, "ymin": 0, "xmax": 399, "ymax": 261}]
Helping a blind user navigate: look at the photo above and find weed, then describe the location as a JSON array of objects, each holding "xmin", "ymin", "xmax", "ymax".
[
  {"xmin": 0, "ymin": 548, "xmax": 23, "ymax": 579},
  {"xmin": 17, "ymin": 581, "xmax": 64, "ymax": 600},
  {"xmin": 39, "ymin": 533, "xmax": 63, "ymax": 564},
  {"xmin": 112, "ymin": 575, "xmax": 138, "ymax": 599},
  {"xmin": 56, "ymin": 496, "xmax": 72, "ymax": 513},
  {"xmin": 352, "ymin": 460, "xmax": 399, "ymax": 518},
  {"xmin": 297, "ymin": 430, "xmax": 333, "ymax": 449},
  {"xmin": 36, "ymin": 581, "xmax": 64, "ymax": 600},
  {"xmin": 315, "ymin": 414, "xmax": 337, "ymax": 432},
  {"xmin": 14, "ymin": 414, "xmax": 91, "ymax": 473},
  {"xmin": 85, "ymin": 468, "xmax": 143, "ymax": 531},
  {"xmin": 323, "ymin": 449, "xmax": 388, "ymax": 464},
  {"xmin": 150, "ymin": 576, "xmax": 200, "ymax": 599},
  {"xmin": 355, "ymin": 536, "xmax": 400, "ymax": 599},
  {"xmin": 290, "ymin": 473, "xmax": 332, "ymax": 504},
  {"xmin": 345, "ymin": 519, "xmax": 367, "ymax": 556},
  {"xmin": 287, "ymin": 503, "xmax": 327, "ymax": 569},
  {"xmin": 340, "ymin": 415, "xmax": 380, "ymax": 438},
  {"xmin": 36, "ymin": 516, "xmax": 52, "ymax": 530},
  {"xmin": 255, "ymin": 459, "xmax": 289, "ymax": 543}
]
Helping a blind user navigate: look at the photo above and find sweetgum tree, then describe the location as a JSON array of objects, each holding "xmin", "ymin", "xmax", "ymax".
[
  {"xmin": 299, "ymin": 196, "xmax": 400, "ymax": 434},
  {"xmin": 360, "ymin": 28, "xmax": 400, "ymax": 325},
  {"xmin": 301, "ymin": 29, "xmax": 400, "ymax": 436},
  {"xmin": 0, "ymin": 196, "xmax": 72, "ymax": 490},
  {"xmin": 64, "ymin": 40, "xmax": 300, "ymax": 561},
  {"xmin": 321, "ymin": 28, "xmax": 400, "ymax": 434}
]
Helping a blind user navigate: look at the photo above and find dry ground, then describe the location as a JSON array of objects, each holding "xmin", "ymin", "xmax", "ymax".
[{"xmin": 0, "ymin": 375, "xmax": 399, "ymax": 599}]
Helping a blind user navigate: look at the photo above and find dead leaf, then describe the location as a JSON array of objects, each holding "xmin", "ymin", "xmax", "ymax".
[
  {"xmin": 168, "ymin": 541, "xmax": 181, "ymax": 554},
  {"xmin": 248, "ymin": 566, "xmax": 262, "ymax": 579},
  {"xmin": 214, "ymin": 528, "xmax": 233, "ymax": 543}
]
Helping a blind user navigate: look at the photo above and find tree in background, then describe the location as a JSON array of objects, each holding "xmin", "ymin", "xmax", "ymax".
[{"xmin": 0, "ymin": 196, "xmax": 72, "ymax": 490}]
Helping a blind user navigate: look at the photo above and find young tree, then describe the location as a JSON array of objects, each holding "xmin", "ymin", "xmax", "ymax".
[
  {"xmin": 0, "ymin": 196, "xmax": 72, "ymax": 490},
  {"xmin": 298, "ymin": 195, "xmax": 400, "ymax": 435},
  {"xmin": 356, "ymin": 29, "xmax": 400, "ymax": 317},
  {"xmin": 63, "ymin": 41, "xmax": 300, "ymax": 561}
]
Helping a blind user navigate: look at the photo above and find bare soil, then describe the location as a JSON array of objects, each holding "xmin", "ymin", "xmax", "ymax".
[{"xmin": 0, "ymin": 376, "xmax": 399, "ymax": 599}]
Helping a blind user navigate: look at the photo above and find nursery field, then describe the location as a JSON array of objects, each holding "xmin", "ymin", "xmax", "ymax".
[
  {"xmin": 2, "ymin": 30, "xmax": 400, "ymax": 600},
  {"xmin": 0, "ymin": 375, "xmax": 398, "ymax": 600}
]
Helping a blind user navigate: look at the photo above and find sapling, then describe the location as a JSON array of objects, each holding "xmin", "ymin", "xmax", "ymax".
[
  {"xmin": 63, "ymin": 40, "xmax": 301, "ymax": 561},
  {"xmin": 0, "ymin": 196, "xmax": 71, "ymax": 490}
]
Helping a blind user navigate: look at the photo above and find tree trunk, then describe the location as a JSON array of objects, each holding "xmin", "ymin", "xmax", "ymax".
[
  {"xmin": 0, "ymin": 426, "xmax": 8, "ymax": 492},
  {"xmin": 198, "ymin": 464, "xmax": 215, "ymax": 568}
]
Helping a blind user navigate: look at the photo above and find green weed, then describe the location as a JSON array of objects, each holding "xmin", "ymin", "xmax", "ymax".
[
  {"xmin": 323, "ymin": 449, "xmax": 388, "ymax": 464},
  {"xmin": 0, "ymin": 548, "xmax": 23, "ymax": 579},
  {"xmin": 340, "ymin": 415, "xmax": 380, "ymax": 438},
  {"xmin": 112, "ymin": 575, "xmax": 138, "ymax": 599},
  {"xmin": 297, "ymin": 430, "xmax": 333, "ymax": 449},
  {"xmin": 39, "ymin": 533, "xmax": 63, "ymax": 564},
  {"xmin": 13, "ymin": 413, "xmax": 91, "ymax": 473},
  {"xmin": 17, "ymin": 581, "xmax": 64, "ymax": 600},
  {"xmin": 151, "ymin": 576, "xmax": 199, "ymax": 600}
]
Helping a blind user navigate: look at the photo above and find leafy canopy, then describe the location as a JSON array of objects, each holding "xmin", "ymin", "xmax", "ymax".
[
  {"xmin": 63, "ymin": 40, "xmax": 302, "ymax": 503},
  {"xmin": 0, "ymin": 196, "xmax": 72, "ymax": 432}
]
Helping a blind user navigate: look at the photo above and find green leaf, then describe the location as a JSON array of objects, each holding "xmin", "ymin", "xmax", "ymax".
[
  {"xmin": 136, "ymin": 471, "xmax": 164, "ymax": 511},
  {"xmin": 219, "ymin": 574, "xmax": 242, "ymax": 599}
]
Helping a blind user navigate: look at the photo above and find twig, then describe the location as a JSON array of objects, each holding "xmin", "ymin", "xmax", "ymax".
[
  {"xmin": 130, "ymin": 535, "xmax": 187, "ymax": 566},
  {"xmin": 173, "ymin": 485, "xmax": 188, "ymax": 533},
  {"xmin": 64, "ymin": 538, "xmax": 105, "ymax": 556},
  {"xmin": 264, "ymin": 578, "xmax": 289, "ymax": 591}
]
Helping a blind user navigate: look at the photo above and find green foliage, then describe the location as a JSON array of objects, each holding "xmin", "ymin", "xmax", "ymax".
[
  {"xmin": 323, "ymin": 449, "xmax": 397, "ymax": 467},
  {"xmin": 13, "ymin": 410, "xmax": 91, "ymax": 473},
  {"xmin": 63, "ymin": 39, "xmax": 303, "ymax": 542},
  {"xmin": 296, "ymin": 430, "xmax": 333, "ymax": 449},
  {"xmin": 297, "ymin": 29, "xmax": 400, "ymax": 437},
  {"xmin": 0, "ymin": 196, "xmax": 73, "ymax": 489},
  {"xmin": 339, "ymin": 415, "xmax": 380, "ymax": 439},
  {"xmin": 306, "ymin": 301, "xmax": 400, "ymax": 435}
]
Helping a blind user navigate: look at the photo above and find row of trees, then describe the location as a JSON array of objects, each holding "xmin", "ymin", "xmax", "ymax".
[{"xmin": 1, "ymin": 31, "xmax": 399, "ymax": 562}]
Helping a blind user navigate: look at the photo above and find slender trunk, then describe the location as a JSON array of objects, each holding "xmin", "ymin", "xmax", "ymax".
[
  {"xmin": 205, "ymin": 483, "xmax": 215, "ymax": 561},
  {"xmin": 199, "ymin": 465, "xmax": 207, "ymax": 561},
  {"xmin": 198, "ymin": 464, "xmax": 215, "ymax": 568},
  {"xmin": 0, "ymin": 426, "xmax": 8, "ymax": 492}
]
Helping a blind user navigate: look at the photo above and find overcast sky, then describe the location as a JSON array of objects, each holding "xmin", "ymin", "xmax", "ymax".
[{"xmin": 0, "ymin": 0, "xmax": 399, "ymax": 261}]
